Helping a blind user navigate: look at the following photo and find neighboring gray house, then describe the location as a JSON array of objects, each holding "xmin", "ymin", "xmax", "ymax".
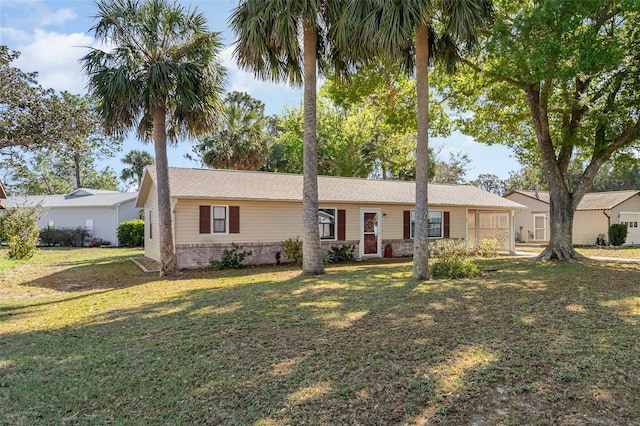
[{"xmin": 3, "ymin": 188, "xmax": 141, "ymax": 246}]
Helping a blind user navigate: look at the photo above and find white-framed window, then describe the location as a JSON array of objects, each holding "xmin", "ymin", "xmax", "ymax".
[
  {"xmin": 47, "ymin": 220, "xmax": 55, "ymax": 229},
  {"xmin": 410, "ymin": 210, "xmax": 443, "ymax": 238},
  {"xmin": 85, "ymin": 219, "xmax": 94, "ymax": 235},
  {"xmin": 318, "ymin": 208, "xmax": 337, "ymax": 240},
  {"xmin": 212, "ymin": 206, "xmax": 228, "ymax": 234}
]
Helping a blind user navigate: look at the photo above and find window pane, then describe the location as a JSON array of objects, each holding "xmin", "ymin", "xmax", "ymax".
[
  {"xmin": 213, "ymin": 206, "xmax": 226, "ymax": 219},
  {"xmin": 318, "ymin": 208, "xmax": 336, "ymax": 239},
  {"xmin": 428, "ymin": 211, "xmax": 442, "ymax": 238},
  {"xmin": 213, "ymin": 219, "xmax": 225, "ymax": 233}
]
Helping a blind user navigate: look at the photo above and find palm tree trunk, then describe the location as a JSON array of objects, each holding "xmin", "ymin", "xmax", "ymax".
[
  {"xmin": 153, "ymin": 100, "xmax": 178, "ymax": 277},
  {"xmin": 301, "ymin": 19, "xmax": 324, "ymax": 275},
  {"xmin": 413, "ymin": 22, "xmax": 430, "ymax": 280}
]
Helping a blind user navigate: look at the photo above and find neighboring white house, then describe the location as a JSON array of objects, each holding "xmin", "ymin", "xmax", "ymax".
[
  {"xmin": 3, "ymin": 188, "xmax": 141, "ymax": 246},
  {"xmin": 505, "ymin": 189, "xmax": 640, "ymax": 246},
  {"xmin": 136, "ymin": 166, "xmax": 525, "ymax": 269}
]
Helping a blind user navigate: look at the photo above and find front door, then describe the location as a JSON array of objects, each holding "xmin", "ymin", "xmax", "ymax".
[
  {"xmin": 360, "ymin": 209, "xmax": 381, "ymax": 258},
  {"xmin": 533, "ymin": 214, "xmax": 546, "ymax": 241}
]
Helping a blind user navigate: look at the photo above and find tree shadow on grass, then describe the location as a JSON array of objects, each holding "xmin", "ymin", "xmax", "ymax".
[{"xmin": 1, "ymin": 259, "xmax": 639, "ymax": 424}]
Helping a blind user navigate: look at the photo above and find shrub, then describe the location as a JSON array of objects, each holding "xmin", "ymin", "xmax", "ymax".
[
  {"xmin": 118, "ymin": 219, "xmax": 145, "ymax": 247},
  {"xmin": 326, "ymin": 244, "xmax": 356, "ymax": 263},
  {"xmin": 210, "ymin": 243, "xmax": 252, "ymax": 270},
  {"xmin": 282, "ymin": 237, "xmax": 303, "ymax": 264},
  {"xmin": 39, "ymin": 227, "xmax": 86, "ymax": 247},
  {"xmin": 67, "ymin": 227, "xmax": 90, "ymax": 247},
  {"xmin": 89, "ymin": 238, "xmax": 111, "ymax": 247},
  {"xmin": 609, "ymin": 224, "xmax": 628, "ymax": 247},
  {"xmin": 431, "ymin": 254, "xmax": 481, "ymax": 279},
  {"xmin": 0, "ymin": 206, "xmax": 42, "ymax": 259},
  {"xmin": 40, "ymin": 227, "xmax": 62, "ymax": 246},
  {"xmin": 428, "ymin": 239, "xmax": 474, "ymax": 258},
  {"xmin": 476, "ymin": 238, "xmax": 499, "ymax": 258}
]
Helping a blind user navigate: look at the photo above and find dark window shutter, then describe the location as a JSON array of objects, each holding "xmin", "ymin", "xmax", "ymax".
[
  {"xmin": 403, "ymin": 210, "xmax": 411, "ymax": 239},
  {"xmin": 337, "ymin": 209, "xmax": 346, "ymax": 240},
  {"xmin": 199, "ymin": 206, "xmax": 211, "ymax": 234},
  {"xmin": 229, "ymin": 206, "xmax": 240, "ymax": 233},
  {"xmin": 443, "ymin": 211, "xmax": 450, "ymax": 238}
]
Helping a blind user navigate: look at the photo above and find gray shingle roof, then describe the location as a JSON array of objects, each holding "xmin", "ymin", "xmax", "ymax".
[
  {"xmin": 4, "ymin": 189, "xmax": 138, "ymax": 209},
  {"xmin": 137, "ymin": 166, "xmax": 525, "ymax": 209},
  {"xmin": 508, "ymin": 189, "xmax": 640, "ymax": 210}
]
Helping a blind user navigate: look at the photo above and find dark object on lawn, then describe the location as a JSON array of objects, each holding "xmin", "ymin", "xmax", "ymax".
[{"xmin": 596, "ymin": 234, "xmax": 606, "ymax": 246}]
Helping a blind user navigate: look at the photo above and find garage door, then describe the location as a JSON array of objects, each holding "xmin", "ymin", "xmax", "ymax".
[{"xmin": 620, "ymin": 212, "xmax": 640, "ymax": 245}]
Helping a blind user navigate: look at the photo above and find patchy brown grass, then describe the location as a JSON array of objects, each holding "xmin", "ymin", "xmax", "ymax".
[
  {"xmin": 517, "ymin": 245, "xmax": 640, "ymax": 260},
  {"xmin": 1, "ymin": 248, "xmax": 639, "ymax": 425}
]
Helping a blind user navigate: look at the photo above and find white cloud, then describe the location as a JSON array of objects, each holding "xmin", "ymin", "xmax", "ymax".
[
  {"xmin": 220, "ymin": 45, "xmax": 301, "ymax": 115},
  {"xmin": 13, "ymin": 29, "xmax": 95, "ymax": 94},
  {"xmin": 39, "ymin": 7, "xmax": 77, "ymax": 27}
]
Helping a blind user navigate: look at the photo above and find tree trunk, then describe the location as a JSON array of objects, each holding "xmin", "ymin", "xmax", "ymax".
[
  {"xmin": 537, "ymin": 183, "xmax": 585, "ymax": 261},
  {"xmin": 301, "ymin": 19, "xmax": 324, "ymax": 275},
  {"xmin": 524, "ymin": 87, "xmax": 584, "ymax": 262},
  {"xmin": 153, "ymin": 101, "xmax": 178, "ymax": 277},
  {"xmin": 413, "ymin": 23, "xmax": 430, "ymax": 280},
  {"xmin": 74, "ymin": 152, "xmax": 82, "ymax": 189}
]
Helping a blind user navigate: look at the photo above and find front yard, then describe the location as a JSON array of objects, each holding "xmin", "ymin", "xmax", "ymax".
[{"xmin": 1, "ymin": 248, "xmax": 639, "ymax": 424}]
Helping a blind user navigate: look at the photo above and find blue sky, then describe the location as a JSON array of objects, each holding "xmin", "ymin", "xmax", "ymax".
[{"xmin": 1, "ymin": 0, "xmax": 521, "ymax": 190}]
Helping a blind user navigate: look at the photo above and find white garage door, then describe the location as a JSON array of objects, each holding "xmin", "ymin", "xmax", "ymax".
[{"xmin": 619, "ymin": 212, "xmax": 640, "ymax": 245}]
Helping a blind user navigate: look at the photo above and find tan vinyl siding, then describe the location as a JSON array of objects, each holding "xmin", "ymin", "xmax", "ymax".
[
  {"xmin": 612, "ymin": 195, "xmax": 640, "ymax": 245},
  {"xmin": 174, "ymin": 200, "xmax": 472, "ymax": 245},
  {"xmin": 572, "ymin": 210, "xmax": 608, "ymax": 245},
  {"xmin": 176, "ymin": 200, "xmax": 390, "ymax": 244},
  {"xmin": 176, "ymin": 200, "xmax": 302, "ymax": 244},
  {"xmin": 506, "ymin": 192, "xmax": 549, "ymax": 243},
  {"xmin": 611, "ymin": 194, "xmax": 640, "ymax": 220},
  {"xmin": 144, "ymin": 183, "xmax": 160, "ymax": 262}
]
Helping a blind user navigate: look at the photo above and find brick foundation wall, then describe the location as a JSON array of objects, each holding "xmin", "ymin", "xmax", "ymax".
[
  {"xmin": 382, "ymin": 239, "xmax": 414, "ymax": 258},
  {"xmin": 176, "ymin": 239, "xmax": 363, "ymax": 269}
]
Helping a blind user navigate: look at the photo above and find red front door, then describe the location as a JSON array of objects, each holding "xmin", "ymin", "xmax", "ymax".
[{"xmin": 363, "ymin": 212, "xmax": 379, "ymax": 255}]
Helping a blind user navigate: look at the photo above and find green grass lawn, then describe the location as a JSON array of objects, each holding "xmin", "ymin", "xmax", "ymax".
[{"xmin": 1, "ymin": 248, "xmax": 639, "ymax": 424}]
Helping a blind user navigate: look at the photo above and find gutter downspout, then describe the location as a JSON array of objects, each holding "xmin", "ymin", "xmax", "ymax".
[{"xmin": 603, "ymin": 210, "xmax": 611, "ymax": 228}]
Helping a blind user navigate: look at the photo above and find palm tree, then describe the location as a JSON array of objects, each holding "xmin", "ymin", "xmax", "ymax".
[
  {"xmin": 82, "ymin": 0, "xmax": 227, "ymax": 277},
  {"xmin": 120, "ymin": 150, "xmax": 154, "ymax": 191},
  {"xmin": 230, "ymin": 0, "xmax": 344, "ymax": 275},
  {"xmin": 340, "ymin": 0, "xmax": 492, "ymax": 280},
  {"xmin": 192, "ymin": 91, "xmax": 269, "ymax": 170}
]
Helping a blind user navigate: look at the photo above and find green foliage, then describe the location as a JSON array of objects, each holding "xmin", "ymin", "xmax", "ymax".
[
  {"xmin": 0, "ymin": 206, "xmax": 42, "ymax": 259},
  {"xmin": 431, "ymin": 254, "xmax": 481, "ymax": 279},
  {"xmin": 476, "ymin": 239, "xmax": 499, "ymax": 258},
  {"xmin": 428, "ymin": 238, "xmax": 499, "ymax": 258},
  {"xmin": 40, "ymin": 227, "xmax": 72, "ymax": 246},
  {"xmin": 117, "ymin": 220, "xmax": 145, "ymax": 247},
  {"xmin": 189, "ymin": 92, "xmax": 269, "ymax": 171},
  {"xmin": 39, "ymin": 227, "xmax": 91, "ymax": 247},
  {"xmin": 0, "ymin": 47, "xmax": 60, "ymax": 152},
  {"xmin": 7, "ymin": 92, "xmax": 122, "ymax": 194},
  {"xmin": 428, "ymin": 239, "xmax": 474, "ymax": 258},
  {"xmin": 210, "ymin": 243, "xmax": 252, "ymax": 270},
  {"xmin": 609, "ymin": 224, "xmax": 628, "ymax": 247},
  {"xmin": 281, "ymin": 237, "xmax": 303, "ymax": 265},
  {"xmin": 326, "ymin": 244, "xmax": 356, "ymax": 263},
  {"xmin": 120, "ymin": 150, "xmax": 154, "ymax": 190}
]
